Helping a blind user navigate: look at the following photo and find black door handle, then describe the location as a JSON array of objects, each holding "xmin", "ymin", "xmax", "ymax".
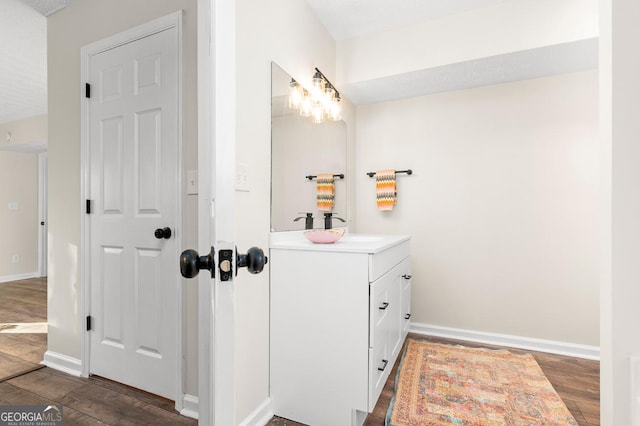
[
  {"xmin": 180, "ymin": 246, "xmax": 215, "ymax": 278},
  {"xmin": 236, "ymin": 247, "xmax": 268, "ymax": 275},
  {"xmin": 154, "ymin": 227, "xmax": 172, "ymax": 239}
]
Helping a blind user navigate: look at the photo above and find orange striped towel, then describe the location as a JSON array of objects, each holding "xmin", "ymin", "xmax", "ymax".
[
  {"xmin": 376, "ymin": 169, "xmax": 397, "ymax": 211},
  {"xmin": 317, "ymin": 174, "xmax": 335, "ymax": 211}
]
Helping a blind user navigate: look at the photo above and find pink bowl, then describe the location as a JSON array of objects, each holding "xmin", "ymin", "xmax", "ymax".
[{"xmin": 304, "ymin": 228, "xmax": 345, "ymax": 244}]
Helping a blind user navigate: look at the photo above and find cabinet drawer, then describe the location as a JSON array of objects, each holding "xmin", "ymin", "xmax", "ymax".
[{"xmin": 369, "ymin": 241, "xmax": 409, "ymax": 282}]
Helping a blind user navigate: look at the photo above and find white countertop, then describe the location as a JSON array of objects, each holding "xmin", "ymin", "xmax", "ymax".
[{"xmin": 270, "ymin": 229, "xmax": 410, "ymax": 254}]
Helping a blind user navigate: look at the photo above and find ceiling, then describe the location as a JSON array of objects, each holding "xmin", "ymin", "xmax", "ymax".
[
  {"xmin": 305, "ymin": 0, "xmax": 507, "ymax": 41},
  {"xmin": 19, "ymin": 0, "xmax": 71, "ymax": 16},
  {"xmin": 0, "ymin": 0, "xmax": 596, "ymax": 125},
  {"xmin": 305, "ymin": 0, "xmax": 598, "ymax": 105},
  {"xmin": 0, "ymin": 0, "xmax": 70, "ymax": 126}
]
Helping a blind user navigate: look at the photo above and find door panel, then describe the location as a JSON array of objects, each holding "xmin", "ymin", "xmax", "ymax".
[{"xmin": 89, "ymin": 26, "xmax": 179, "ymax": 400}]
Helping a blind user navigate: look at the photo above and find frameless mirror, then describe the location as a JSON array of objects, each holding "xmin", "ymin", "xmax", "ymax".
[{"xmin": 271, "ymin": 62, "xmax": 347, "ymax": 231}]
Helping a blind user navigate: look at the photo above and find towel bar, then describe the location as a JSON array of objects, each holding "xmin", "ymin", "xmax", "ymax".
[
  {"xmin": 306, "ymin": 174, "xmax": 345, "ymax": 180},
  {"xmin": 366, "ymin": 169, "xmax": 413, "ymax": 177}
]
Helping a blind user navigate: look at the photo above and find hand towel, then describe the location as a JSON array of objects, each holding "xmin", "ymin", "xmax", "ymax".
[
  {"xmin": 376, "ymin": 169, "xmax": 397, "ymax": 211},
  {"xmin": 316, "ymin": 173, "xmax": 335, "ymax": 211}
]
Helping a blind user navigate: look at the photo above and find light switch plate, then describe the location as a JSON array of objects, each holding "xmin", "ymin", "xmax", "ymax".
[
  {"xmin": 187, "ymin": 170, "xmax": 198, "ymax": 195},
  {"xmin": 8, "ymin": 202, "xmax": 18, "ymax": 211},
  {"xmin": 236, "ymin": 162, "xmax": 250, "ymax": 192}
]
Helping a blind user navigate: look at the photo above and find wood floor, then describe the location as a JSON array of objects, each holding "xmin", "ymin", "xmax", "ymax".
[
  {"xmin": 0, "ymin": 368, "xmax": 196, "ymax": 425},
  {"xmin": 269, "ymin": 333, "xmax": 600, "ymax": 426},
  {"xmin": 2, "ymin": 278, "xmax": 599, "ymax": 425},
  {"xmin": 0, "ymin": 277, "xmax": 47, "ymax": 381},
  {"xmin": 0, "ymin": 277, "xmax": 196, "ymax": 425}
]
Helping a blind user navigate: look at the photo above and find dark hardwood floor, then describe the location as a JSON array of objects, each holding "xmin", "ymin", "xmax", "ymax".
[
  {"xmin": 0, "ymin": 277, "xmax": 47, "ymax": 381},
  {"xmin": 0, "ymin": 277, "xmax": 195, "ymax": 424},
  {"xmin": 270, "ymin": 333, "xmax": 600, "ymax": 426},
  {"xmin": 2, "ymin": 278, "xmax": 599, "ymax": 425},
  {"xmin": 0, "ymin": 368, "xmax": 196, "ymax": 425}
]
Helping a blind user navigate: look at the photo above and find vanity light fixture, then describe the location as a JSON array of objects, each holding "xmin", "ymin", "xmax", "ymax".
[{"xmin": 287, "ymin": 67, "xmax": 342, "ymax": 123}]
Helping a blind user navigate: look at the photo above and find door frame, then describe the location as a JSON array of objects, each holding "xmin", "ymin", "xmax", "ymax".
[
  {"xmin": 197, "ymin": 0, "xmax": 237, "ymax": 423},
  {"xmin": 38, "ymin": 152, "xmax": 47, "ymax": 277},
  {"xmin": 79, "ymin": 10, "xmax": 185, "ymax": 409}
]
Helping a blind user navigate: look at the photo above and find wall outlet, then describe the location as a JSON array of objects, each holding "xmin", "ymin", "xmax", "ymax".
[
  {"xmin": 8, "ymin": 202, "xmax": 18, "ymax": 211},
  {"xmin": 11, "ymin": 255, "xmax": 19, "ymax": 264}
]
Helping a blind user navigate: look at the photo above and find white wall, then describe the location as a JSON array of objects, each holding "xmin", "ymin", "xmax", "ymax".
[
  {"xmin": 355, "ymin": 70, "xmax": 599, "ymax": 346},
  {"xmin": 0, "ymin": 115, "xmax": 47, "ymax": 148},
  {"xmin": 0, "ymin": 151, "xmax": 38, "ymax": 278},
  {"xmin": 47, "ymin": 0, "xmax": 199, "ymax": 395},
  {"xmin": 0, "ymin": 115, "xmax": 46, "ymax": 280}
]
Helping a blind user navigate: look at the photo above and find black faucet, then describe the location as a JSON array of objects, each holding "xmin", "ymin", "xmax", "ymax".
[
  {"xmin": 323, "ymin": 212, "xmax": 346, "ymax": 229},
  {"xmin": 294, "ymin": 213, "xmax": 314, "ymax": 230}
]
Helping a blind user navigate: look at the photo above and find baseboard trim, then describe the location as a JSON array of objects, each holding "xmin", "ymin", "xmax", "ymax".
[
  {"xmin": 410, "ymin": 322, "xmax": 600, "ymax": 360},
  {"xmin": 238, "ymin": 398, "xmax": 274, "ymax": 426},
  {"xmin": 0, "ymin": 272, "xmax": 38, "ymax": 284},
  {"xmin": 179, "ymin": 394, "xmax": 198, "ymax": 419},
  {"xmin": 41, "ymin": 351, "xmax": 82, "ymax": 376}
]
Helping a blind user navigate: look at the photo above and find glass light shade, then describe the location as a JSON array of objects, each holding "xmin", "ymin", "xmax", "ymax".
[
  {"xmin": 311, "ymin": 102, "xmax": 324, "ymax": 124},
  {"xmin": 322, "ymin": 86, "xmax": 335, "ymax": 113},
  {"xmin": 329, "ymin": 96, "xmax": 341, "ymax": 121},
  {"xmin": 288, "ymin": 80, "xmax": 302, "ymax": 109},
  {"xmin": 299, "ymin": 90, "xmax": 312, "ymax": 117},
  {"xmin": 311, "ymin": 71, "xmax": 325, "ymax": 103}
]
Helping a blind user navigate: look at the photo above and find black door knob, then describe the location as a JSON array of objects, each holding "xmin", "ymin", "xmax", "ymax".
[
  {"xmin": 154, "ymin": 227, "xmax": 172, "ymax": 239},
  {"xmin": 237, "ymin": 247, "xmax": 268, "ymax": 275},
  {"xmin": 180, "ymin": 246, "xmax": 215, "ymax": 278}
]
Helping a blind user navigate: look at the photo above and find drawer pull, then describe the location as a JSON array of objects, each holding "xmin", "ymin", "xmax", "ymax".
[
  {"xmin": 402, "ymin": 274, "xmax": 412, "ymax": 280},
  {"xmin": 405, "ymin": 313, "xmax": 411, "ymax": 320},
  {"xmin": 378, "ymin": 359, "xmax": 389, "ymax": 372},
  {"xmin": 379, "ymin": 302, "xmax": 389, "ymax": 310}
]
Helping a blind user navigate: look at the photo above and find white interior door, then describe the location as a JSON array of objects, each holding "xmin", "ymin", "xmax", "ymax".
[{"xmin": 87, "ymin": 25, "xmax": 180, "ymax": 400}]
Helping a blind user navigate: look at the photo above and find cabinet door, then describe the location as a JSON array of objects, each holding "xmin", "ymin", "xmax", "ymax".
[{"xmin": 368, "ymin": 258, "xmax": 408, "ymax": 410}]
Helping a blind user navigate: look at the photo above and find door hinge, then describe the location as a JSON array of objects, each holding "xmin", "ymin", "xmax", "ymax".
[
  {"xmin": 85, "ymin": 83, "xmax": 91, "ymax": 99},
  {"xmin": 86, "ymin": 199, "xmax": 92, "ymax": 214},
  {"xmin": 86, "ymin": 315, "xmax": 92, "ymax": 331}
]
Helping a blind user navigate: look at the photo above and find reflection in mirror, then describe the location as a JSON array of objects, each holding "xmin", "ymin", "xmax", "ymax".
[{"xmin": 271, "ymin": 62, "xmax": 347, "ymax": 232}]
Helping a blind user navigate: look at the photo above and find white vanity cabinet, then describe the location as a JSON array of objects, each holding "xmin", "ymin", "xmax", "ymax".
[{"xmin": 270, "ymin": 234, "xmax": 411, "ymax": 426}]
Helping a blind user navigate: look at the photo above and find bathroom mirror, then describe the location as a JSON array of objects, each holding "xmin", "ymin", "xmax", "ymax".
[{"xmin": 271, "ymin": 62, "xmax": 347, "ymax": 231}]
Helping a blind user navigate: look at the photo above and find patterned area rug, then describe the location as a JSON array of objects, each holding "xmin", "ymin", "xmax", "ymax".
[{"xmin": 387, "ymin": 339, "xmax": 577, "ymax": 425}]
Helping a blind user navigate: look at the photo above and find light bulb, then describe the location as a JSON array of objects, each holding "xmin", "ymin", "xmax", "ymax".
[
  {"xmin": 311, "ymin": 102, "xmax": 324, "ymax": 124},
  {"xmin": 299, "ymin": 90, "xmax": 312, "ymax": 117},
  {"xmin": 311, "ymin": 70, "xmax": 325, "ymax": 103},
  {"xmin": 329, "ymin": 95, "xmax": 341, "ymax": 121},
  {"xmin": 288, "ymin": 79, "xmax": 302, "ymax": 109},
  {"xmin": 322, "ymin": 86, "xmax": 335, "ymax": 113}
]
